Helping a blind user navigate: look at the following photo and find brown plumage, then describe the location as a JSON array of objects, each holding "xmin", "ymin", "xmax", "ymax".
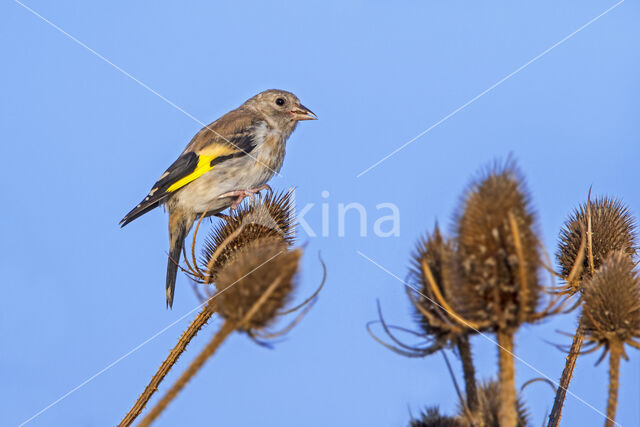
[{"xmin": 119, "ymin": 89, "xmax": 316, "ymax": 307}]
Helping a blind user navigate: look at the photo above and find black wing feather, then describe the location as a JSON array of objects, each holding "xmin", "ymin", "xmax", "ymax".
[
  {"xmin": 119, "ymin": 152, "xmax": 199, "ymax": 227},
  {"xmin": 119, "ymin": 122, "xmax": 258, "ymax": 227}
]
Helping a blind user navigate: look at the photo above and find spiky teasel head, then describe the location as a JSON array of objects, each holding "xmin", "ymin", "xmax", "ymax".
[
  {"xmin": 409, "ymin": 407, "xmax": 463, "ymax": 427},
  {"xmin": 214, "ymin": 237, "xmax": 302, "ymax": 332},
  {"xmin": 557, "ymin": 197, "xmax": 636, "ymax": 288},
  {"xmin": 455, "ymin": 160, "xmax": 542, "ymax": 331},
  {"xmin": 580, "ymin": 251, "xmax": 640, "ymax": 360},
  {"xmin": 409, "ymin": 225, "xmax": 468, "ymax": 345},
  {"xmin": 457, "ymin": 380, "xmax": 529, "ymax": 427},
  {"xmin": 192, "ymin": 190, "xmax": 296, "ymax": 283}
]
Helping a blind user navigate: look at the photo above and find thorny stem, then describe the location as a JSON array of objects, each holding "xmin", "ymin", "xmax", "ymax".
[
  {"xmin": 118, "ymin": 303, "xmax": 216, "ymax": 427},
  {"xmin": 139, "ymin": 275, "xmax": 285, "ymax": 425},
  {"xmin": 605, "ymin": 342, "xmax": 622, "ymax": 427},
  {"xmin": 442, "ymin": 350, "xmax": 470, "ymax": 421},
  {"xmin": 456, "ymin": 336, "xmax": 480, "ymax": 421},
  {"xmin": 547, "ymin": 323, "xmax": 585, "ymax": 427},
  {"xmin": 138, "ymin": 320, "xmax": 236, "ymax": 427},
  {"xmin": 497, "ymin": 331, "xmax": 517, "ymax": 427}
]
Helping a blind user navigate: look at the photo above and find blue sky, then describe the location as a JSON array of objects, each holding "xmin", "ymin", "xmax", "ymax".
[{"xmin": 1, "ymin": 1, "xmax": 639, "ymax": 426}]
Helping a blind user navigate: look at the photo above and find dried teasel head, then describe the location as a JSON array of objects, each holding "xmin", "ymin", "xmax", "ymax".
[
  {"xmin": 191, "ymin": 189, "xmax": 296, "ymax": 283},
  {"xmin": 458, "ymin": 380, "xmax": 529, "ymax": 427},
  {"xmin": 409, "ymin": 225, "xmax": 467, "ymax": 344},
  {"xmin": 455, "ymin": 160, "xmax": 542, "ymax": 331},
  {"xmin": 580, "ymin": 251, "xmax": 640, "ymax": 360},
  {"xmin": 558, "ymin": 197, "xmax": 636, "ymax": 286},
  {"xmin": 213, "ymin": 237, "xmax": 302, "ymax": 332},
  {"xmin": 409, "ymin": 407, "xmax": 463, "ymax": 427}
]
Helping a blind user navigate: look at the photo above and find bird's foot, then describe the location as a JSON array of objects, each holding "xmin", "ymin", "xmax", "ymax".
[{"xmin": 218, "ymin": 185, "xmax": 272, "ymax": 210}]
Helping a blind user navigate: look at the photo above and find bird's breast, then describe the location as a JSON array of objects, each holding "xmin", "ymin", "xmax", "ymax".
[{"xmin": 251, "ymin": 123, "xmax": 287, "ymax": 177}]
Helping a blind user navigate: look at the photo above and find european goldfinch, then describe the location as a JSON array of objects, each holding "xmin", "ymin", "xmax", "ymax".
[{"xmin": 120, "ymin": 89, "xmax": 316, "ymax": 308}]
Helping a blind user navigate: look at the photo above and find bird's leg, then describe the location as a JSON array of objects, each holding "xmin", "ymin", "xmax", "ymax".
[
  {"xmin": 218, "ymin": 185, "xmax": 272, "ymax": 210},
  {"xmin": 253, "ymin": 184, "xmax": 273, "ymax": 194}
]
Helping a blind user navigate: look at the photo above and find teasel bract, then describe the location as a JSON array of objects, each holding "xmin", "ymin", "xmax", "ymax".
[
  {"xmin": 580, "ymin": 252, "xmax": 640, "ymax": 427},
  {"xmin": 455, "ymin": 160, "xmax": 544, "ymax": 427}
]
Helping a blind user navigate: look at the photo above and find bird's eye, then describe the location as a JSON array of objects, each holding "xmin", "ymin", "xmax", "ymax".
[{"xmin": 275, "ymin": 97, "xmax": 286, "ymax": 106}]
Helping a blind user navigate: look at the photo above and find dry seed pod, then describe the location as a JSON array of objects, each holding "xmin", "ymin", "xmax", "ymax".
[
  {"xmin": 409, "ymin": 407, "xmax": 463, "ymax": 427},
  {"xmin": 201, "ymin": 189, "xmax": 296, "ymax": 281},
  {"xmin": 581, "ymin": 251, "xmax": 640, "ymax": 355},
  {"xmin": 214, "ymin": 237, "xmax": 301, "ymax": 331},
  {"xmin": 580, "ymin": 251, "xmax": 640, "ymax": 426},
  {"xmin": 456, "ymin": 160, "xmax": 541, "ymax": 331},
  {"xmin": 410, "ymin": 225, "xmax": 467, "ymax": 343},
  {"xmin": 558, "ymin": 197, "xmax": 636, "ymax": 283},
  {"xmin": 461, "ymin": 380, "xmax": 529, "ymax": 427}
]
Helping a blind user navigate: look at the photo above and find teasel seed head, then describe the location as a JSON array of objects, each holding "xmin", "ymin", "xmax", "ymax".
[
  {"xmin": 409, "ymin": 225, "xmax": 468, "ymax": 344},
  {"xmin": 409, "ymin": 407, "xmax": 463, "ymax": 427},
  {"xmin": 580, "ymin": 251, "xmax": 640, "ymax": 358},
  {"xmin": 455, "ymin": 159, "xmax": 542, "ymax": 331},
  {"xmin": 214, "ymin": 237, "xmax": 302, "ymax": 332},
  {"xmin": 458, "ymin": 380, "xmax": 529, "ymax": 427},
  {"xmin": 558, "ymin": 197, "xmax": 636, "ymax": 285},
  {"xmin": 200, "ymin": 189, "xmax": 296, "ymax": 282}
]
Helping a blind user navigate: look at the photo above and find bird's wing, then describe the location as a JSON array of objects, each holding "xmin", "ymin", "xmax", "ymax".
[{"xmin": 120, "ymin": 112, "xmax": 259, "ymax": 227}]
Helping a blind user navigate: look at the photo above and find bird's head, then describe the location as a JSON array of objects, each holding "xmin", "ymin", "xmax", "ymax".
[{"xmin": 244, "ymin": 89, "xmax": 317, "ymax": 130}]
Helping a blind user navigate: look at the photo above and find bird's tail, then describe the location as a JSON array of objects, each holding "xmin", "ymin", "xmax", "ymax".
[{"xmin": 166, "ymin": 212, "xmax": 192, "ymax": 309}]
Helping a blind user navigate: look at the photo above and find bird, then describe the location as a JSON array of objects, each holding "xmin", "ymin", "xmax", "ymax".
[{"xmin": 120, "ymin": 89, "xmax": 316, "ymax": 308}]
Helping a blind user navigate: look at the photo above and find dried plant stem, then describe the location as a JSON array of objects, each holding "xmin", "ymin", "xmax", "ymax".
[
  {"xmin": 118, "ymin": 303, "xmax": 215, "ymax": 427},
  {"xmin": 139, "ymin": 276, "xmax": 284, "ymax": 426},
  {"xmin": 605, "ymin": 342, "xmax": 622, "ymax": 427},
  {"xmin": 456, "ymin": 336, "xmax": 480, "ymax": 416},
  {"xmin": 497, "ymin": 331, "xmax": 517, "ymax": 427},
  {"xmin": 547, "ymin": 323, "xmax": 585, "ymax": 427},
  {"xmin": 138, "ymin": 319, "xmax": 236, "ymax": 427}
]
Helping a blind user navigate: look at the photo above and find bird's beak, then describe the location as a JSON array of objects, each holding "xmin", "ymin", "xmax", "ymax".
[{"xmin": 290, "ymin": 104, "xmax": 317, "ymax": 121}]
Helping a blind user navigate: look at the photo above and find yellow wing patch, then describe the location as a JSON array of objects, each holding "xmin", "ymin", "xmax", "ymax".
[{"xmin": 166, "ymin": 145, "xmax": 236, "ymax": 193}]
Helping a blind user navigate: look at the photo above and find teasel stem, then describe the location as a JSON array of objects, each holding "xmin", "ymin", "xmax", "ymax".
[
  {"xmin": 138, "ymin": 319, "xmax": 236, "ymax": 427},
  {"xmin": 605, "ymin": 341, "xmax": 622, "ymax": 427},
  {"xmin": 119, "ymin": 225, "xmax": 248, "ymax": 426},
  {"xmin": 456, "ymin": 336, "xmax": 480, "ymax": 418},
  {"xmin": 497, "ymin": 331, "xmax": 517, "ymax": 427},
  {"xmin": 139, "ymin": 276, "xmax": 284, "ymax": 426},
  {"xmin": 546, "ymin": 322, "xmax": 585, "ymax": 427},
  {"xmin": 118, "ymin": 303, "xmax": 215, "ymax": 427}
]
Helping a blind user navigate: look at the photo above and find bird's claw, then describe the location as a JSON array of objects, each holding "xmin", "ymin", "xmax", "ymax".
[{"xmin": 219, "ymin": 185, "xmax": 272, "ymax": 210}]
